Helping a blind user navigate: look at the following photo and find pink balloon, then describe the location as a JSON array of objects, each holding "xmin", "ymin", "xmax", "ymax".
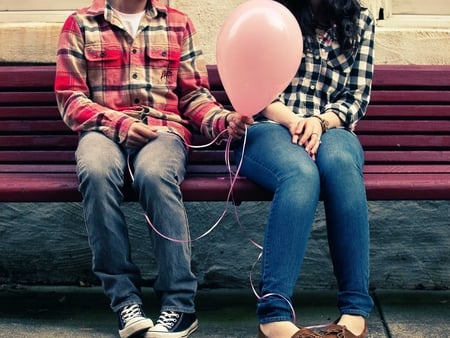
[{"xmin": 216, "ymin": 0, "xmax": 303, "ymax": 117}]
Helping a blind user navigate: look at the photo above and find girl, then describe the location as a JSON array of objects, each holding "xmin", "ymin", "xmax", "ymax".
[{"xmin": 234, "ymin": 0, "xmax": 375, "ymax": 337}]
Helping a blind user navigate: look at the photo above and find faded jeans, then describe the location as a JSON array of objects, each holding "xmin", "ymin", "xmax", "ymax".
[
  {"xmin": 76, "ymin": 131, "xmax": 197, "ymax": 313},
  {"xmin": 234, "ymin": 122, "xmax": 374, "ymax": 324}
]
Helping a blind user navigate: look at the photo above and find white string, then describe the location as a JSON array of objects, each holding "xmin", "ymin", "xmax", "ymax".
[
  {"xmin": 249, "ymin": 250, "xmax": 297, "ymax": 324},
  {"xmin": 127, "ymin": 129, "xmax": 243, "ymax": 243}
]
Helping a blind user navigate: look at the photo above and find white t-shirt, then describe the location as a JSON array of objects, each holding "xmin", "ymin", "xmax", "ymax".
[{"xmin": 114, "ymin": 9, "xmax": 146, "ymax": 38}]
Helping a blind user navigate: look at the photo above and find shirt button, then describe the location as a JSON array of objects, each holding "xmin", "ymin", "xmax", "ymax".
[
  {"xmin": 134, "ymin": 98, "xmax": 140, "ymax": 104},
  {"xmin": 315, "ymin": 55, "xmax": 320, "ymax": 60},
  {"xmin": 161, "ymin": 51, "xmax": 167, "ymax": 57},
  {"xmin": 132, "ymin": 73, "xmax": 138, "ymax": 79},
  {"xmin": 310, "ymin": 85, "xmax": 316, "ymax": 90},
  {"xmin": 132, "ymin": 49, "xmax": 137, "ymax": 54}
]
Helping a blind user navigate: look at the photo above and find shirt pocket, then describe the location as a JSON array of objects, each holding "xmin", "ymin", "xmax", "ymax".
[
  {"xmin": 84, "ymin": 44, "xmax": 122, "ymax": 99},
  {"xmin": 85, "ymin": 44, "xmax": 122, "ymax": 68},
  {"xmin": 324, "ymin": 46, "xmax": 356, "ymax": 98},
  {"xmin": 326, "ymin": 47, "xmax": 355, "ymax": 74},
  {"xmin": 145, "ymin": 46, "xmax": 180, "ymax": 87}
]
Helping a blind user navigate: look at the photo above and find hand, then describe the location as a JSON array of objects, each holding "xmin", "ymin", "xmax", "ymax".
[
  {"xmin": 226, "ymin": 113, "xmax": 254, "ymax": 139},
  {"xmin": 125, "ymin": 122, "xmax": 159, "ymax": 148},
  {"xmin": 289, "ymin": 116, "xmax": 322, "ymax": 160}
]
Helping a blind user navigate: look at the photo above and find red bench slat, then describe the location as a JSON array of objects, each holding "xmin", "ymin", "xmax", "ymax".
[
  {"xmin": 0, "ymin": 135, "xmax": 78, "ymax": 148},
  {"xmin": 358, "ymin": 135, "xmax": 450, "ymax": 148},
  {"xmin": 0, "ymin": 120, "xmax": 71, "ymax": 132},
  {"xmin": 371, "ymin": 65, "xmax": 450, "ymax": 87},
  {"xmin": 0, "ymin": 106, "xmax": 61, "ymax": 119},
  {"xmin": 370, "ymin": 91, "xmax": 450, "ymax": 103},
  {"xmin": 365, "ymin": 105, "xmax": 450, "ymax": 118},
  {"xmin": 0, "ymin": 92, "xmax": 57, "ymax": 104},
  {"xmin": 356, "ymin": 120, "xmax": 450, "ymax": 133}
]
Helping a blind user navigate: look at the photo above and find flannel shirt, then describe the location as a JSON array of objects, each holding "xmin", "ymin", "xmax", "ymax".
[
  {"xmin": 55, "ymin": 0, "xmax": 229, "ymax": 146},
  {"xmin": 268, "ymin": 8, "xmax": 375, "ymax": 129}
]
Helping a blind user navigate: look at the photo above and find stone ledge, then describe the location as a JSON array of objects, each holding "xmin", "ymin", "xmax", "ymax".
[
  {"xmin": 378, "ymin": 14, "xmax": 450, "ymax": 29},
  {"xmin": 1, "ymin": 16, "xmax": 449, "ymax": 65}
]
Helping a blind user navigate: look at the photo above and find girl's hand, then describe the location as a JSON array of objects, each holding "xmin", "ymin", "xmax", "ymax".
[{"xmin": 289, "ymin": 116, "xmax": 323, "ymax": 160}]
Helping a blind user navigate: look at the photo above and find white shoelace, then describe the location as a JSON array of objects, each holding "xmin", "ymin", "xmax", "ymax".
[
  {"xmin": 120, "ymin": 304, "xmax": 144, "ymax": 324},
  {"xmin": 155, "ymin": 311, "xmax": 180, "ymax": 329}
]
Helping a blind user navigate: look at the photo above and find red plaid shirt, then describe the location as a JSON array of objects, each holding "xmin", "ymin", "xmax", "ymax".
[{"xmin": 55, "ymin": 0, "xmax": 229, "ymax": 146}]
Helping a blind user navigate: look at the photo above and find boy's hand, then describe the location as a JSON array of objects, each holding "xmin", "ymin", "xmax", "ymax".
[
  {"xmin": 226, "ymin": 113, "xmax": 254, "ymax": 139},
  {"xmin": 125, "ymin": 122, "xmax": 159, "ymax": 148}
]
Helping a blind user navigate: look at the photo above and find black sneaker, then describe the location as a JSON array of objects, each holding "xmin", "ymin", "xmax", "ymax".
[
  {"xmin": 145, "ymin": 311, "xmax": 198, "ymax": 338},
  {"xmin": 118, "ymin": 303, "xmax": 154, "ymax": 338}
]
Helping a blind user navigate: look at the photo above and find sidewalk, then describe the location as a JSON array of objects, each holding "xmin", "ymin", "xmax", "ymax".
[{"xmin": 0, "ymin": 285, "xmax": 448, "ymax": 338}]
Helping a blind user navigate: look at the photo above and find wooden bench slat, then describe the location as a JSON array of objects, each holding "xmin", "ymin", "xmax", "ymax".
[
  {"xmin": 364, "ymin": 151, "xmax": 450, "ymax": 163},
  {"xmin": 1, "ymin": 105, "xmax": 448, "ymax": 121},
  {"xmin": 0, "ymin": 135, "xmax": 78, "ymax": 148},
  {"xmin": 0, "ymin": 92, "xmax": 57, "ymax": 104},
  {"xmin": 3, "ymin": 164, "xmax": 449, "ymax": 176},
  {"xmin": 363, "ymin": 173, "xmax": 450, "ymax": 200},
  {"xmin": 0, "ymin": 65, "xmax": 55, "ymax": 88},
  {"xmin": 364, "ymin": 164, "xmax": 450, "ymax": 174},
  {"xmin": 0, "ymin": 173, "xmax": 271, "ymax": 203},
  {"xmin": 2, "ymin": 150, "xmax": 448, "ymax": 166},
  {"xmin": 356, "ymin": 120, "xmax": 450, "ymax": 133},
  {"xmin": 3, "ymin": 64, "xmax": 449, "ymax": 89},
  {"xmin": 0, "ymin": 120, "xmax": 71, "ymax": 132},
  {"xmin": 358, "ymin": 135, "xmax": 450, "ymax": 148},
  {"xmin": 371, "ymin": 65, "xmax": 450, "ymax": 87},
  {"xmin": 370, "ymin": 91, "xmax": 450, "ymax": 103},
  {"xmin": 0, "ymin": 106, "xmax": 60, "ymax": 119},
  {"xmin": 0, "ymin": 151, "xmax": 76, "ymax": 163},
  {"xmin": 0, "ymin": 164, "xmax": 76, "ymax": 173},
  {"xmin": 365, "ymin": 105, "xmax": 450, "ymax": 118},
  {"xmin": 1, "ymin": 172, "xmax": 449, "ymax": 202}
]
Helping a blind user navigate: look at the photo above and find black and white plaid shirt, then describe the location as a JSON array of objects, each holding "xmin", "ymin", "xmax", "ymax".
[{"xmin": 271, "ymin": 9, "xmax": 375, "ymax": 130}]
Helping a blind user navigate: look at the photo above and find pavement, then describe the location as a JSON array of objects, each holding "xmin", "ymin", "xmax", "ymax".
[{"xmin": 0, "ymin": 285, "xmax": 448, "ymax": 338}]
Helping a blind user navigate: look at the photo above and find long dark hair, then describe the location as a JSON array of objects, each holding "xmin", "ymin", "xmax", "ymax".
[{"xmin": 275, "ymin": 0, "xmax": 361, "ymax": 53}]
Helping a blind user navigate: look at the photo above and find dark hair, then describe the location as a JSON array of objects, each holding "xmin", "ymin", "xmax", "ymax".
[{"xmin": 275, "ymin": 0, "xmax": 361, "ymax": 53}]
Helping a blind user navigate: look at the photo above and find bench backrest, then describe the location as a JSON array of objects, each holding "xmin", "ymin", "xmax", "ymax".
[{"xmin": 1, "ymin": 64, "xmax": 450, "ymax": 176}]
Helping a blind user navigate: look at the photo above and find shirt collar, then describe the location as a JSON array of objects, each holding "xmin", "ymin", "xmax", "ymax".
[{"xmin": 86, "ymin": 0, "xmax": 167, "ymax": 20}]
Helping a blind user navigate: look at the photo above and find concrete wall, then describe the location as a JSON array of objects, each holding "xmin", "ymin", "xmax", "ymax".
[
  {"xmin": 0, "ymin": 0, "xmax": 449, "ymax": 291},
  {"xmin": 1, "ymin": 201, "xmax": 449, "ymax": 290}
]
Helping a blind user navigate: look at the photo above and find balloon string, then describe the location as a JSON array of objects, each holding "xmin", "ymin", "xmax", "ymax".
[
  {"xmin": 249, "ymin": 251, "xmax": 297, "ymax": 324},
  {"xmin": 126, "ymin": 129, "xmax": 246, "ymax": 243}
]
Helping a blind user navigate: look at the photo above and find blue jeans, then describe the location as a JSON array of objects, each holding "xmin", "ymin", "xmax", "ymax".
[
  {"xmin": 76, "ymin": 131, "xmax": 197, "ymax": 313},
  {"xmin": 234, "ymin": 122, "xmax": 374, "ymax": 324}
]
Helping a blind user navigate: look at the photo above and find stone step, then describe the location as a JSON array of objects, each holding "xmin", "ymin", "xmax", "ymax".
[
  {"xmin": 0, "ymin": 15, "xmax": 449, "ymax": 64},
  {"xmin": 378, "ymin": 14, "xmax": 450, "ymax": 29},
  {"xmin": 375, "ymin": 15, "xmax": 450, "ymax": 64}
]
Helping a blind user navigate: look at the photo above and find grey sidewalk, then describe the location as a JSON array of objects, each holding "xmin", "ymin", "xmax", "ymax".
[{"xmin": 0, "ymin": 285, "xmax": 448, "ymax": 338}]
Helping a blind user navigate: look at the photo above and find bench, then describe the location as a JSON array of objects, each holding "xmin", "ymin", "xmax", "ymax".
[{"xmin": 1, "ymin": 64, "xmax": 450, "ymax": 203}]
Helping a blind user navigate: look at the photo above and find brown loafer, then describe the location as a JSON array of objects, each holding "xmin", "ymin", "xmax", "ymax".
[
  {"xmin": 258, "ymin": 326, "xmax": 321, "ymax": 338},
  {"xmin": 320, "ymin": 322, "xmax": 368, "ymax": 338},
  {"xmin": 291, "ymin": 327, "xmax": 322, "ymax": 338}
]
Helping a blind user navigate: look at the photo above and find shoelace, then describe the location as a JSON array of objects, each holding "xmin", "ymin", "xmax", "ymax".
[
  {"xmin": 292, "ymin": 328, "xmax": 322, "ymax": 338},
  {"xmin": 120, "ymin": 304, "xmax": 144, "ymax": 324},
  {"xmin": 320, "ymin": 324, "xmax": 346, "ymax": 338},
  {"xmin": 155, "ymin": 311, "xmax": 180, "ymax": 329}
]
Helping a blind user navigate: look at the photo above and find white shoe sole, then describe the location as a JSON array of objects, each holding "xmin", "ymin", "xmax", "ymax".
[
  {"xmin": 145, "ymin": 319, "xmax": 198, "ymax": 338},
  {"xmin": 119, "ymin": 318, "xmax": 154, "ymax": 338}
]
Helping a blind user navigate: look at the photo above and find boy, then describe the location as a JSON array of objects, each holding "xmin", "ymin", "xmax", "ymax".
[{"xmin": 55, "ymin": 1, "xmax": 252, "ymax": 337}]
